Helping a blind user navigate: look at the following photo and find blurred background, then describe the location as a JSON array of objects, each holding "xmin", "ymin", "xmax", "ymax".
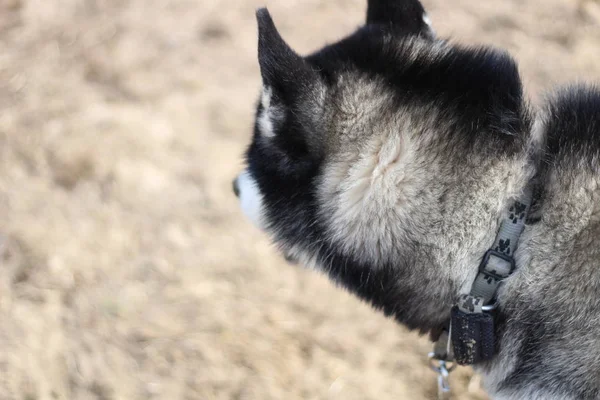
[{"xmin": 0, "ymin": 0, "xmax": 600, "ymax": 399}]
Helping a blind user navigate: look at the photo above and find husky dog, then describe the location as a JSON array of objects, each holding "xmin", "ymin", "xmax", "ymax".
[{"xmin": 233, "ymin": 0, "xmax": 600, "ymax": 398}]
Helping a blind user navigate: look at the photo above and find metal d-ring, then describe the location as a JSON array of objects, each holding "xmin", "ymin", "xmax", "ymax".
[{"xmin": 481, "ymin": 302, "xmax": 498, "ymax": 312}]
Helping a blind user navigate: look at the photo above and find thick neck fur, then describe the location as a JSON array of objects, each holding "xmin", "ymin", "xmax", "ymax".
[
  {"xmin": 316, "ymin": 86, "xmax": 600, "ymax": 400},
  {"xmin": 315, "ymin": 85, "xmax": 600, "ymax": 399},
  {"xmin": 313, "ymin": 81, "xmax": 600, "ymax": 399},
  {"xmin": 477, "ymin": 87, "xmax": 600, "ymax": 400},
  {"xmin": 307, "ymin": 69, "xmax": 535, "ymax": 335}
]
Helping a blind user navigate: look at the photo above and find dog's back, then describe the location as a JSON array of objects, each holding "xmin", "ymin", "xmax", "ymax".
[{"xmin": 483, "ymin": 87, "xmax": 600, "ymax": 399}]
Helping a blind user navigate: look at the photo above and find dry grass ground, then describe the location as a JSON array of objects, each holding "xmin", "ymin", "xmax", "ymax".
[{"xmin": 0, "ymin": 0, "xmax": 600, "ymax": 399}]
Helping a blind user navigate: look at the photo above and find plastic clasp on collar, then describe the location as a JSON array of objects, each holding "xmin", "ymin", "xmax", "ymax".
[{"xmin": 478, "ymin": 249, "xmax": 515, "ymax": 281}]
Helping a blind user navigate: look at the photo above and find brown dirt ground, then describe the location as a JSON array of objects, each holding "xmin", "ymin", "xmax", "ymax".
[{"xmin": 0, "ymin": 0, "xmax": 600, "ymax": 399}]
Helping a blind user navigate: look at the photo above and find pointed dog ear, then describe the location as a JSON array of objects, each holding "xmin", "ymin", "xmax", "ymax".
[
  {"xmin": 256, "ymin": 8, "xmax": 320, "ymax": 103},
  {"xmin": 366, "ymin": 0, "xmax": 434, "ymax": 38}
]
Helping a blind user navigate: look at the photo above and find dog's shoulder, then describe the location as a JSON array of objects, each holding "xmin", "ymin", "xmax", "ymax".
[{"xmin": 491, "ymin": 85, "xmax": 600, "ymax": 400}]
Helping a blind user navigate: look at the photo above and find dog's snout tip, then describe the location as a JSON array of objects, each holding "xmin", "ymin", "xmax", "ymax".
[{"xmin": 233, "ymin": 177, "xmax": 240, "ymax": 198}]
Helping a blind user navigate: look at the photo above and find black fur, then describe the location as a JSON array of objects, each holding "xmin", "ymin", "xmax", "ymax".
[
  {"xmin": 256, "ymin": 8, "xmax": 320, "ymax": 105},
  {"xmin": 247, "ymin": 132, "xmax": 456, "ymax": 333},
  {"xmin": 544, "ymin": 85, "xmax": 600, "ymax": 169},
  {"xmin": 240, "ymin": 2, "xmax": 600, "ymax": 399},
  {"xmin": 366, "ymin": 0, "xmax": 430, "ymax": 37},
  {"xmin": 306, "ymin": 27, "xmax": 530, "ymax": 155},
  {"xmin": 246, "ymin": 9, "xmax": 529, "ymax": 332}
]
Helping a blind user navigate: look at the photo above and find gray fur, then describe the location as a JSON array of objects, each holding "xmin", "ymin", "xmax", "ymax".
[{"xmin": 235, "ymin": 3, "xmax": 600, "ymax": 399}]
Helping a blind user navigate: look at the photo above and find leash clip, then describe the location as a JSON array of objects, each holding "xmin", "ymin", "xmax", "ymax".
[
  {"xmin": 428, "ymin": 327, "xmax": 456, "ymax": 400},
  {"xmin": 428, "ymin": 355, "xmax": 455, "ymax": 399}
]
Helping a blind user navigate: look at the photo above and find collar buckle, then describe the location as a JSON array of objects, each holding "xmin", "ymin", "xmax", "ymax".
[{"xmin": 478, "ymin": 249, "xmax": 516, "ymax": 282}]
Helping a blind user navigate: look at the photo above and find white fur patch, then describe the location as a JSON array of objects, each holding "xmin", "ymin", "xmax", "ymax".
[
  {"xmin": 237, "ymin": 170, "xmax": 265, "ymax": 229},
  {"xmin": 319, "ymin": 129, "xmax": 419, "ymax": 264},
  {"xmin": 423, "ymin": 14, "xmax": 432, "ymax": 27},
  {"xmin": 423, "ymin": 14, "xmax": 436, "ymax": 36},
  {"xmin": 317, "ymin": 78, "xmax": 426, "ymax": 265},
  {"xmin": 257, "ymin": 86, "xmax": 282, "ymax": 138},
  {"xmin": 315, "ymin": 80, "xmax": 403, "ymax": 263},
  {"xmin": 529, "ymin": 115, "xmax": 546, "ymax": 150}
]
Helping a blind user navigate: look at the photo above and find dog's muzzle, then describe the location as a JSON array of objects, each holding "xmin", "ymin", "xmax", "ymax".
[
  {"xmin": 233, "ymin": 171, "xmax": 299, "ymax": 265},
  {"xmin": 232, "ymin": 170, "xmax": 266, "ymax": 230}
]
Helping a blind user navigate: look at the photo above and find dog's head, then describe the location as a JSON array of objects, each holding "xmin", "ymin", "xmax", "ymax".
[{"xmin": 234, "ymin": 0, "xmax": 531, "ymax": 331}]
